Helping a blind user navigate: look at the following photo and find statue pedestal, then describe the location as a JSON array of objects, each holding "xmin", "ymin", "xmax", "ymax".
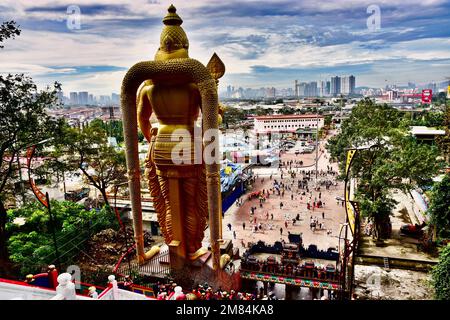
[
  {"xmin": 208, "ymin": 239, "xmax": 233, "ymax": 256},
  {"xmin": 168, "ymin": 240, "xmax": 184, "ymax": 271},
  {"xmin": 190, "ymin": 252, "xmax": 211, "ymax": 268}
]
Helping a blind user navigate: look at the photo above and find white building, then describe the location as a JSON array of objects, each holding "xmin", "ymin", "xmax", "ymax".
[
  {"xmin": 253, "ymin": 114, "xmax": 324, "ymax": 134},
  {"xmin": 341, "ymin": 75, "xmax": 355, "ymax": 95}
]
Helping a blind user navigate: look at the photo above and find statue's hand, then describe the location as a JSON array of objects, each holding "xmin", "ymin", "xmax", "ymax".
[{"xmin": 218, "ymin": 103, "xmax": 225, "ymax": 125}]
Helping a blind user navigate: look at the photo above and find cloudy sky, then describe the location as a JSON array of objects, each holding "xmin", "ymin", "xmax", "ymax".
[{"xmin": 1, "ymin": 0, "xmax": 450, "ymax": 95}]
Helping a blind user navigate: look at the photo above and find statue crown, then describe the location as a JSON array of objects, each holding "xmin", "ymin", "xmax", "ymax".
[
  {"xmin": 159, "ymin": 5, "xmax": 189, "ymax": 52},
  {"xmin": 163, "ymin": 4, "xmax": 183, "ymax": 26}
]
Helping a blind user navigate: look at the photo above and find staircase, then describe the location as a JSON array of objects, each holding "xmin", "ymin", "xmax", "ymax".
[{"xmin": 383, "ymin": 257, "xmax": 390, "ymax": 270}]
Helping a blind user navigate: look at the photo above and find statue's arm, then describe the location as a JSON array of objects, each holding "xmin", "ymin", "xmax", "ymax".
[
  {"xmin": 194, "ymin": 83, "xmax": 223, "ymax": 125},
  {"xmin": 137, "ymin": 85, "xmax": 153, "ymax": 143}
]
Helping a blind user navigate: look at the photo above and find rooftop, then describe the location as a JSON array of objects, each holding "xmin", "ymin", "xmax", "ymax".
[
  {"xmin": 254, "ymin": 114, "xmax": 324, "ymax": 120},
  {"xmin": 410, "ymin": 126, "xmax": 446, "ymax": 136}
]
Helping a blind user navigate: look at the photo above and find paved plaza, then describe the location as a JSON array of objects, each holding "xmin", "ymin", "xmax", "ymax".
[{"xmin": 222, "ymin": 133, "xmax": 348, "ymax": 254}]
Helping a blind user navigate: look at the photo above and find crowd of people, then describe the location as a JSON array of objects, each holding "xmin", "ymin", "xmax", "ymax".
[
  {"xmin": 232, "ymin": 164, "xmax": 340, "ymax": 241},
  {"xmin": 154, "ymin": 281, "xmax": 268, "ymax": 300}
]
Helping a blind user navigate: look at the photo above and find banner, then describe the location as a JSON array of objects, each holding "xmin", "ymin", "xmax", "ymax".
[
  {"xmin": 345, "ymin": 149, "xmax": 356, "ymax": 175},
  {"xmin": 345, "ymin": 149, "xmax": 357, "ymax": 235},
  {"xmin": 421, "ymin": 89, "xmax": 432, "ymax": 104}
]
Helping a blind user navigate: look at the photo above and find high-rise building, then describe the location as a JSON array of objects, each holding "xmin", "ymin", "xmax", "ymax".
[
  {"xmin": 349, "ymin": 75, "xmax": 355, "ymax": 95},
  {"xmin": 99, "ymin": 95, "xmax": 111, "ymax": 105},
  {"xmin": 330, "ymin": 76, "xmax": 341, "ymax": 96},
  {"xmin": 111, "ymin": 93, "xmax": 120, "ymax": 104},
  {"xmin": 69, "ymin": 92, "xmax": 78, "ymax": 105},
  {"xmin": 320, "ymin": 81, "xmax": 329, "ymax": 97},
  {"xmin": 88, "ymin": 94, "xmax": 94, "ymax": 105},
  {"xmin": 307, "ymin": 81, "xmax": 318, "ymax": 97},
  {"xmin": 78, "ymin": 91, "xmax": 88, "ymax": 105},
  {"xmin": 298, "ymin": 82, "xmax": 307, "ymax": 96},
  {"xmin": 226, "ymin": 85, "xmax": 232, "ymax": 98},
  {"xmin": 341, "ymin": 77, "xmax": 349, "ymax": 95},
  {"xmin": 294, "ymin": 80, "xmax": 299, "ymax": 97},
  {"xmin": 341, "ymin": 75, "xmax": 356, "ymax": 95},
  {"xmin": 265, "ymin": 87, "xmax": 276, "ymax": 98},
  {"xmin": 56, "ymin": 91, "xmax": 64, "ymax": 104}
]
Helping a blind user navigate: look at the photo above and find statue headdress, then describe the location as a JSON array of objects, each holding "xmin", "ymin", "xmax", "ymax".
[{"xmin": 160, "ymin": 4, "xmax": 189, "ymax": 53}]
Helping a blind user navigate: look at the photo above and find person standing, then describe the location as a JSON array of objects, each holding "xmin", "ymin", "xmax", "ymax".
[
  {"xmin": 280, "ymin": 227, "xmax": 283, "ymax": 236},
  {"xmin": 322, "ymin": 212, "xmax": 325, "ymax": 219},
  {"xmin": 227, "ymin": 223, "xmax": 232, "ymax": 231},
  {"xmin": 242, "ymin": 222, "xmax": 246, "ymax": 230},
  {"xmin": 233, "ymin": 231, "xmax": 236, "ymax": 240}
]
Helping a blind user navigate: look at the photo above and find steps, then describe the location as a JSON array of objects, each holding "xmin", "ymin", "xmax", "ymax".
[{"xmin": 383, "ymin": 257, "xmax": 390, "ymax": 270}]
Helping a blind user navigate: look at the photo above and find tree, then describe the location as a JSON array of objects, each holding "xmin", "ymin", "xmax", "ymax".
[
  {"xmin": 324, "ymin": 115, "xmax": 333, "ymax": 127},
  {"xmin": 327, "ymin": 98, "xmax": 443, "ymax": 239},
  {"xmin": 62, "ymin": 123, "xmax": 127, "ymax": 208},
  {"xmin": 428, "ymin": 174, "xmax": 450, "ymax": 239},
  {"xmin": 254, "ymin": 106, "xmax": 272, "ymax": 116},
  {"xmin": 436, "ymin": 105, "xmax": 450, "ymax": 164},
  {"xmin": 0, "ymin": 21, "xmax": 20, "ymax": 48},
  {"xmin": 222, "ymin": 107, "xmax": 247, "ymax": 128},
  {"xmin": 6, "ymin": 200, "xmax": 118, "ymax": 274},
  {"xmin": 279, "ymin": 106, "xmax": 296, "ymax": 115},
  {"xmin": 432, "ymin": 245, "xmax": 450, "ymax": 300},
  {"xmin": 0, "ymin": 73, "xmax": 63, "ymax": 275}
]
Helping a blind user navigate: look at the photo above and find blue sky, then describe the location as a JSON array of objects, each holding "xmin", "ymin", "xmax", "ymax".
[{"xmin": 1, "ymin": 0, "xmax": 450, "ymax": 95}]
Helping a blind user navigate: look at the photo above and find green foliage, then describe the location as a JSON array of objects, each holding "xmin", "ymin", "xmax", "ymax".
[
  {"xmin": 6, "ymin": 200, "xmax": 118, "ymax": 274},
  {"xmin": 0, "ymin": 74, "xmax": 64, "ymax": 200},
  {"xmin": 436, "ymin": 105, "xmax": 450, "ymax": 164},
  {"xmin": 327, "ymin": 98, "xmax": 443, "ymax": 239},
  {"xmin": 0, "ymin": 64, "xmax": 63, "ymax": 269},
  {"xmin": 222, "ymin": 107, "xmax": 247, "ymax": 127},
  {"xmin": 0, "ymin": 21, "xmax": 21, "ymax": 48},
  {"xmin": 89, "ymin": 118, "xmax": 130, "ymax": 143},
  {"xmin": 410, "ymin": 111, "xmax": 444, "ymax": 127},
  {"xmin": 324, "ymin": 115, "xmax": 333, "ymax": 127},
  {"xmin": 278, "ymin": 106, "xmax": 296, "ymax": 115},
  {"xmin": 50, "ymin": 121, "xmax": 127, "ymax": 207},
  {"xmin": 8, "ymin": 232, "xmax": 53, "ymax": 272},
  {"xmin": 428, "ymin": 174, "xmax": 450, "ymax": 239},
  {"xmin": 432, "ymin": 245, "xmax": 450, "ymax": 300},
  {"xmin": 254, "ymin": 106, "xmax": 273, "ymax": 116}
]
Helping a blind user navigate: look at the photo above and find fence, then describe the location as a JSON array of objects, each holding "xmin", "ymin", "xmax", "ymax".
[
  {"xmin": 40, "ymin": 220, "xmax": 103, "ymax": 267},
  {"xmin": 115, "ymin": 250, "xmax": 171, "ymax": 278},
  {"xmin": 247, "ymin": 240, "xmax": 339, "ymax": 261}
]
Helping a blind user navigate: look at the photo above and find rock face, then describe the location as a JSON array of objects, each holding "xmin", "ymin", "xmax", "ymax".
[{"xmin": 354, "ymin": 265, "xmax": 434, "ymax": 300}]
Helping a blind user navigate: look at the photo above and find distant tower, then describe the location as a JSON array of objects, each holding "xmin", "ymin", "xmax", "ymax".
[{"xmin": 294, "ymin": 80, "xmax": 299, "ymax": 97}]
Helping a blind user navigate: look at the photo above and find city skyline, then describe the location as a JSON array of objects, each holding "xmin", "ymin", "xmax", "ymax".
[{"xmin": 1, "ymin": 1, "xmax": 450, "ymax": 95}]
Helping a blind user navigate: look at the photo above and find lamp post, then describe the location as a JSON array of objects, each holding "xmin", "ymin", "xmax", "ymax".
[
  {"xmin": 315, "ymin": 110, "xmax": 319, "ymax": 184},
  {"xmin": 337, "ymin": 222, "xmax": 349, "ymax": 299}
]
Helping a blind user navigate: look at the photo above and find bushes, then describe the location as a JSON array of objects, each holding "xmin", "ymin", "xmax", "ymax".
[
  {"xmin": 6, "ymin": 200, "xmax": 118, "ymax": 275},
  {"xmin": 432, "ymin": 245, "xmax": 450, "ymax": 300}
]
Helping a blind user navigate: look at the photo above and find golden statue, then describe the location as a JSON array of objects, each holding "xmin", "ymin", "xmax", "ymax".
[{"xmin": 120, "ymin": 5, "xmax": 224, "ymax": 270}]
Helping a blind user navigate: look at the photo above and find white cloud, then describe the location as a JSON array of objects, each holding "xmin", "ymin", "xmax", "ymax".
[{"xmin": 1, "ymin": 0, "xmax": 449, "ymax": 92}]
